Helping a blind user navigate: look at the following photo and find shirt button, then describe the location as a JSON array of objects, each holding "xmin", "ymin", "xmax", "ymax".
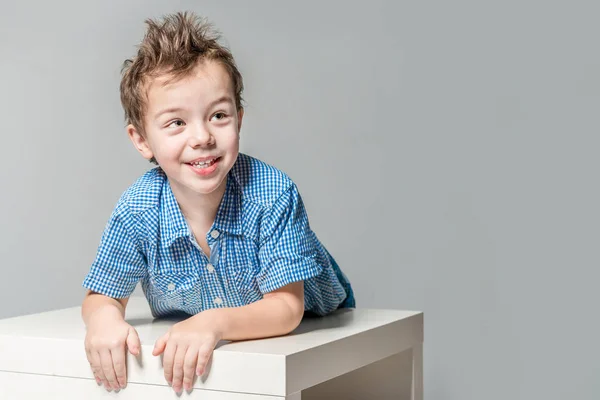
[
  {"xmin": 210, "ymin": 230, "xmax": 220, "ymax": 239},
  {"xmin": 213, "ymin": 297, "xmax": 223, "ymax": 305},
  {"xmin": 206, "ymin": 263, "xmax": 215, "ymax": 273},
  {"xmin": 167, "ymin": 283, "xmax": 176, "ymax": 291}
]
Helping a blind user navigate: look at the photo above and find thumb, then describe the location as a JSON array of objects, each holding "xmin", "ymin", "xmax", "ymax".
[
  {"xmin": 126, "ymin": 327, "xmax": 141, "ymax": 356},
  {"xmin": 152, "ymin": 332, "xmax": 169, "ymax": 357}
]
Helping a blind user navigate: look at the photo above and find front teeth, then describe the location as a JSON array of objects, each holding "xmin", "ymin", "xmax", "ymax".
[{"xmin": 191, "ymin": 158, "xmax": 217, "ymax": 168}]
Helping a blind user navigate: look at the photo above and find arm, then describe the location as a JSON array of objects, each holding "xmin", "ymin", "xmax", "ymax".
[
  {"xmin": 81, "ymin": 200, "xmax": 146, "ymax": 391},
  {"xmin": 202, "ymin": 280, "xmax": 305, "ymax": 341},
  {"xmin": 81, "ymin": 290, "xmax": 140, "ymax": 392},
  {"xmin": 81, "ymin": 290, "xmax": 129, "ymax": 325}
]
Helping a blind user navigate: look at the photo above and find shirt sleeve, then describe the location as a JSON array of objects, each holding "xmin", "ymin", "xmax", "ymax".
[
  {"xmin": 82, "ymin": 206, "xmax": 147, "ymax": 298},
  {"xmin": 257, "ymin": 183, "xmax": 323, "ymax": 293}
]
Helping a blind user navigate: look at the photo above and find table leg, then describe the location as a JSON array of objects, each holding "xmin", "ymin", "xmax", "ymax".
[
  {"xmin": 411, "ymin": 343, "xmax": 423, "ymax": 400},
  {"xmin": 300, "ymin": 344, "xmax": 423, "ymax": 400}
]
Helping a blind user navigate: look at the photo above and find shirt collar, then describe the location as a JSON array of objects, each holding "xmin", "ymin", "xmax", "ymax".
[
  {"xmin": 161, "ymin": 179, "xmax": 191, "ymax": 246},
  {"xmin": 161, "ymin": 170, "xmax": 243, "ymax": 246}
]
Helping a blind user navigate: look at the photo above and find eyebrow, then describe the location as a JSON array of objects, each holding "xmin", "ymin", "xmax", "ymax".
[
  {"xmin": 154, "ymin": 107, "xmax": 183, "ymax": 120},
  {"xmin": 208, "ymin": 95, "xmax": 235, "ymax": 108},
  {"xmin": 154, "ymin": 96, "xmax": 234, "ymax": 120}
]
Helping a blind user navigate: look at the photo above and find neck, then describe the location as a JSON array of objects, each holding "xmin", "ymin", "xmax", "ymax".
[{"xmin": 170, "ymin": 176, "xmax": 227, "ymax": 228}]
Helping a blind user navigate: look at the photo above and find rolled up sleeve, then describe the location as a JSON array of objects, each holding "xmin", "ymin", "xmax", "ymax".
[{"xmin": 257, "ymin": 184, "xmax": 323, "ymax": 294}]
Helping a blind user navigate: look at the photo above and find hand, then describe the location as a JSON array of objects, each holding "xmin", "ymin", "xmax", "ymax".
[
  {"xmin": 84, "ymin": 307, "xmax": 141, "ymax": 391},
  {"xmin": 152, "ymin": 313, "xmax": 222, "ymax": 393}
]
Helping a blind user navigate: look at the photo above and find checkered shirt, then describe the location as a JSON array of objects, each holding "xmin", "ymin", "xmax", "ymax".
[{"xmin": 82, "ymin": 153, "xmax": 355, "ymax": 318}]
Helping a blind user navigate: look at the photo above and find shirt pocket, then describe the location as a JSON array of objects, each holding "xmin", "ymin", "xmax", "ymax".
[
  {"xmin": 228, "ymin": 261, "xmax": 261, "ymax": 305},
  {"xmin": 146, "ymin": 240, "xmax": 199, "ymax": 276},
  {"xmin": 147, "ymin": 271, "xmax": 202, "ymax": 311},
  {"xmin": 223, "ymin": 238, "xmax": 262, "ymax": 304}
]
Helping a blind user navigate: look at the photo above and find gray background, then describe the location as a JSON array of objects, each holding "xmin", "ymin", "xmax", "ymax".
[{"xmin": 1, "ymin": 1, "xmax": 598, "ymax": 399}]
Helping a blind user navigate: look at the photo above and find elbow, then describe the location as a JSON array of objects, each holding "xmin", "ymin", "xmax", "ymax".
[
  {"xmin": 268, "ymin": 294, "xmax": 304, "ymax": 335},
  {"xmin": 288, "ymin": 308, "xmax": 304, "ymax": 334},
  {"xmin": 281, "ymin": 296, "xmax": 304, "ymax": 334},
  {"xmin": 265, "ymin": 281, "xmax": 306, "ymax": 335}
]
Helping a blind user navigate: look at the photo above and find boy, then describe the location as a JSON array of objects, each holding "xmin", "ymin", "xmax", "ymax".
[{"xmin": 81, "ymin": 11, "xmax": 355, "ymax": 395}]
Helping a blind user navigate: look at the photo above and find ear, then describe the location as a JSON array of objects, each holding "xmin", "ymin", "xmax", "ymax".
[
  {"xmin": 237, "ymin": 108, "xmax": 244, "ymax": 133},
  {"xmin": 127, "ymin": 124, "xmax": 154, "ymax": 161}
]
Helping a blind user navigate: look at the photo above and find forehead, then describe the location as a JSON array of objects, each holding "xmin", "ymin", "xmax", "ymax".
[{"xmin": 145, "ymin": 60, "xmax": 234, "ymax": 113}]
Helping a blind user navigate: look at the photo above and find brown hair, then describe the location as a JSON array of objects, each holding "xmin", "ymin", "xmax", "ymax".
[{"xmin": 120, "ymin": 11, "xmax": 244, "ymax": 152}]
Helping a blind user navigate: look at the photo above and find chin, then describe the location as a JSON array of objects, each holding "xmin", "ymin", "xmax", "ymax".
[{"xmin": 191, "ymin": 177, "xmax": 227, "ymax": 195}]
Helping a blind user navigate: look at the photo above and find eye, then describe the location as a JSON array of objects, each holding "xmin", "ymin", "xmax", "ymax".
[
  {"xmin": 210, "ymin": 112, "xmax": 228, "ymax": 121},
  {"xmin": 166, "ymin": 119, "xmax": 185, "ymax": 128}
]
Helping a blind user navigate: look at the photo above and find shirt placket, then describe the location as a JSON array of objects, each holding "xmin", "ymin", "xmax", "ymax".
[{"xmin": 191, "ymin": 228, "xmax": 228, "ymax": 309}]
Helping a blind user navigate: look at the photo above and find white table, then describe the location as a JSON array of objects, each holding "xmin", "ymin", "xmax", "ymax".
[{"xmin": 0, "ymin": 297, "xmax": 423, "ymax": 399}]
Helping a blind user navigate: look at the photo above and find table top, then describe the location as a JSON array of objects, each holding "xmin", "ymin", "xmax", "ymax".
[
  {"xmin": 0, "ymin": 296, "xmax": 420, "ymax": 355},
  {"xmin": 0, "ymin": 296, "xmax": 423, "ymax": 396}
]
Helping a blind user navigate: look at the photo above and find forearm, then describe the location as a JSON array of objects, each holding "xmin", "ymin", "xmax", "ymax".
[
  {"xmin": 81, "ymin": 291, "xmax": 126, "ymax": 326},
  {"xmin": 203, "ymin": 291, "xmax": 304, "ymax": 341}
]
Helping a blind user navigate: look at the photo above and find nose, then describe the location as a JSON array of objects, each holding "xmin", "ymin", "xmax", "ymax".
[{"xmin": 187, "ymin": 122, "xmax": 215, "ymax": 148}]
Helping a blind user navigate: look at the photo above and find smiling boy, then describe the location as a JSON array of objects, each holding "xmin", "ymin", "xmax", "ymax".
[{"xmin": 81, "ymin": 12, "xmax": 354, "ymax": 394}]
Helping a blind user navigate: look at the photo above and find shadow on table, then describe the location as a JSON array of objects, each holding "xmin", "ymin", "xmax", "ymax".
[
  {"xmin": 289, "ymin": 308, "xmax": 356, "ymax": 336},
  {"xmin": 127, "ymin": 308, "xmax": 356, "ymax": 337}
]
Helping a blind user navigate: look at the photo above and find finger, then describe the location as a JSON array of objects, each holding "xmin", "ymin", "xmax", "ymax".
[
  {"xmin": 153, "ymin": 332, "xmax": 169, "ymax": 356},
  {"xmin": 126, "ymin": 327, "xmax": 141, "ymax": 356},
  {"xmin": 84, "ymin": 347, "xmax": 99, "ymax": 383},
  {"xmin": 182, "ymin": 345, "xmax": 199, "ymax": 391},
  {"xmin": 90, "ymin": 351, "xmax": 107, "ymax": 388},
  {"xmin": 196, "ymin": 342, "xmax": 214, "ymax": 377},
  {"xmin": 110, "ymin": 346, "xmax": 128, "ymax": 389},
  {"xmin": 84, "ymin": 346, "xmax": 92, "ymax": 364},
  {"xmin": 171, "ymin": 344, "xmax": 188, "ymax": 393},
  {"xmin": 162, "ymin": 340, "xmax": 177, "ymax": 386},
  {"xmin": 100, "ymin": 349, "xmax": 120, "ymax": 391}
]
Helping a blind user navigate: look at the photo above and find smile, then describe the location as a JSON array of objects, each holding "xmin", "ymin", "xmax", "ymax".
[{"xmin": 188, "ymin": 157, "xmax": 220, "ymax": 169}]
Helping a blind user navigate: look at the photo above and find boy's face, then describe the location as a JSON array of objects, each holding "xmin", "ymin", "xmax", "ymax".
[{"xmin": 127, "ymin": 60, "xmax": 243, "ymax": 198}]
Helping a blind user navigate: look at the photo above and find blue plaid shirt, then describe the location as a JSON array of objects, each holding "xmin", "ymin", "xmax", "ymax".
[{"xmin": 83, "ymin": 153, "xmax": 355, "ymax": 318}]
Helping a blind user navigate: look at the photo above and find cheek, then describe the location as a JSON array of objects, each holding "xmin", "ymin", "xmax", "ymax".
[
  {"xmin": 152, "ymin": 137, "xmax": 186, "ymax": 159},
  {"xmin": 225, "ymin": 130, "xmax": 241, "ymax": 148},
  {"xmin": 227, "ymin": 137, "xmax": 240, "ymax": 155}
]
